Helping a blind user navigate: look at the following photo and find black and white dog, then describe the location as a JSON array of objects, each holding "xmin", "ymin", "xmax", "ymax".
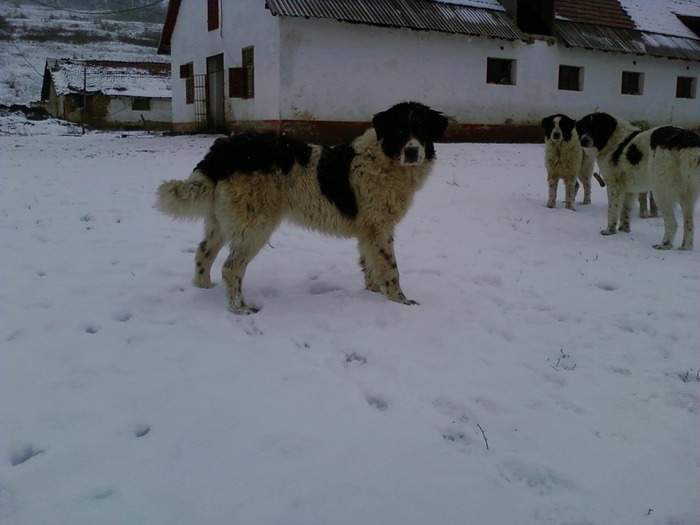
[
  {"xmin": 541, "ymin": 114, "xmax": 596, "ymax": 210},
  {"xmin": 156, "ymin": 102, "xmax": 448, "ymax": 314},
  {"xmin": 576, "ymin": 112, "xmax": 700, "ymax": 250}
]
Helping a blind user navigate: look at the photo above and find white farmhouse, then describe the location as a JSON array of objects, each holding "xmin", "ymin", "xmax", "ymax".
[
  {"xmin": 41, "ymin": 59, "xmax": 172, "ymax": 130},
  {"xmin": 158, "ymin": 0, "xmax": 700, "ymax": 141}
]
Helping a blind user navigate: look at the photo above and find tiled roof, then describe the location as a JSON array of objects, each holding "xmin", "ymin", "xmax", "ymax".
[
  {"xmin": 555, "ymin": 0, "xmax": 635, "ymax": 30},
  {"xmin": 44, "ymin": 59, "xmax": 171, "ymax": 98}
]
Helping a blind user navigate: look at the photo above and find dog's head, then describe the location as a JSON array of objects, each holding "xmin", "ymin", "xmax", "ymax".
[
  {"xmin": 372, "ymin": 102, "xmax": 448, "ymax": 166},
  {"xmin": 541, "ymin": 114, "xmax": 576, "ymax": 143},
  {"xmin": 575, "ymin": 112, "xmax": 618, "ymax": 152}
]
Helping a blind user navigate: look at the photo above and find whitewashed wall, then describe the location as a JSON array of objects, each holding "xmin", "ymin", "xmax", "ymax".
[
  {"xmin": 104, "ymin": 98, "xmax": 171, "ymax": 125},
  {"xmin": 167, "ymin": 0, "xmax": 699, "ymax": 133},
  {"xmin": 169, "ymin": 0, "xmax": 280, "ymax": 130},
  {"xmin": 279, "ymin": 16, "xmax": 700, "ymax": 128}
]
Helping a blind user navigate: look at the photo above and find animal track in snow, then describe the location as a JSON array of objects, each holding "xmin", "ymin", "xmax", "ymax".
[
  {"xmin": 345, "ymin": 352, "xmax": 367, "ymax": 365},
  {"xmin": 84, "ymin": 323, "xmax": 101, "ymax": 334},
  {"xmin": 308, "ymin": 282, "xmax": 343, "ymax": 295},
  {"xmin": 113, "ymin": 311, "xmax": 132, "ymax": 323},
  {"xmin": 134, "ymin": 424, "xmax": 151, "ymax": 438},
  {"xmin": 365, "ymin": 395, "xmax": 389, "ymax": 411},
  {"xmin": 10, "ymin": 445, "xmax": 44, "ymax": 466}
]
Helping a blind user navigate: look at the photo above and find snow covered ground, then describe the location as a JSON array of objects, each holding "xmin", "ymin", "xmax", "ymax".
[{"xmin": 1, "ymin": 122, "xmax": 698, "ymax": 525}]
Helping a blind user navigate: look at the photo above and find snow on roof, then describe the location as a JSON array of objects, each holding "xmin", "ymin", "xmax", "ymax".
[
  {"xmin": 45, "ymin": 59, "xmax": 171, "ymax": 99},
  {"xmin": 618, "ymin": 0, "xmax": 700, "ymax": 38},
  {"xmin": 428, "ymin": 0, "xmax": 505, "ymax": 10}
]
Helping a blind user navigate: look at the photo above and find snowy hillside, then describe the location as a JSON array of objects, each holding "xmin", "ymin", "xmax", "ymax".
[
  {"xmin": 0, "ymin": 0, "xmax": 166, "ymax": 105},
  {"xmin": 1, "ymin": 123, "xmax": 698, "ymax": 525}
]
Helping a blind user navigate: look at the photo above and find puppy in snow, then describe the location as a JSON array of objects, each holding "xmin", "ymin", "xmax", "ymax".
[
  {"xmin": 541, "ymin": 114, "xmax": 595, "ymax": 210},
  {"xmin": 576, "ymin": 112, "xmax": 700, "ymax": 250}
]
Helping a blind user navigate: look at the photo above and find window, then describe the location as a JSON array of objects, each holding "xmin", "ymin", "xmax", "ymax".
[
  {"xmin": 132, "ymin": 98, "xmax": 151, "ymax": 111},
  {"xmin": 676, "ymin": 76, "xmax": 697, "ymax": 99},
  {"xmin": 207, "ymin": 0, "xmax": 219, "ymax": 31},
  {"xmin": 229, "ymin": 46, "xmax": 255, "ymax": 99},
  {"xmin": 558, "ymin": 65, "xmax": 583, "ymax": 91},
  {"xmin": 487, "ymin": 58, "xmax": 516, "ymax": 85},
  {"xmin": 180, "ymin": 62, "xmax": 194, "ymax": 104},
  {"xmin": 621, "ymin": 71, "xmax": 644, "ymax": 95}
]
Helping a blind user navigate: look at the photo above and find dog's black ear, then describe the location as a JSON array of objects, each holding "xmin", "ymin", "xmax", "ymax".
[
  {"xmin": 541, "ymin": 116, "xmax": 553, "ymax": 136},
  {"xmin": 372, "ymin": 109, "xmax": 392, "ymax": 141},
  {"xmin": 421, "ymin": 108, "xmax": 449, "ymax": 142}
]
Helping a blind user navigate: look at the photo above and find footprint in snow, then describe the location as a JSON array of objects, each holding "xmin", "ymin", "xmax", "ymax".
[{"xmin": 10, "ymin": 445, "xmax": 45, "ymax": 466}]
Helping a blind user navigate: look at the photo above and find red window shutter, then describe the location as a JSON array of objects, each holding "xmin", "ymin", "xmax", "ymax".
[
  {"xmin": 207, "ymin": 0, "xmax": 219, "ymax": 31},
  {"xmin": 229, "ymin": 67, "xmax": 248, "ymax": 98}
]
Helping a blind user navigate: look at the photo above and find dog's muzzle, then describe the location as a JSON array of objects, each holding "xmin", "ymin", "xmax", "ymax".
[
  {"xmin": 400, "ymin": 139, "xmax": 425, "ymax": 165},
  {"xmin": 552, "ymin": 131, "xmax": 562, "ymax": 140},
  {"xmin": 580, "ymin": 135, "xmax": 593, "ymax": 148}
]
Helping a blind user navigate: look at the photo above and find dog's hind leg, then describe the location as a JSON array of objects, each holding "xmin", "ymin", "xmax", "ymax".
[
  {"xmin": 358, "ymin": 232, "xmax": 416, "ymax": 305},
  {"xmin": 652, "ymin": 192, "xmax": 678, "ymax": 250},
  {"xmin": 221, "ymin": 220, "xmax": 279, "ymax": 315},
  {"xmin": 678, "ymin": 193, "xmax": 695, "ymax": 251},
  {"xmin": 194, "ymin": 214, "xmax": 224, "ymax": 289}
]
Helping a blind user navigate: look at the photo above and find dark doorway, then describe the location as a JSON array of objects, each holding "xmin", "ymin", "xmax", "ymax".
[{"xmin": 206, "ymin": 54, "xmax": 225, "ymax": 130}]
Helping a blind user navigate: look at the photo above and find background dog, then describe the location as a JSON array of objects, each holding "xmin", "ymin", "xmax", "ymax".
[
  {"xmin": 577, "ymin": 113, "xmax": 700, "ymax": 249},
  {"xmin": 156, "ymin": 102, "xmax": 448, "ymax": 314},
  {"xmin": 575, "ymin": 112, "xmax": 649, "ymax": 235},
  {"xmin": 646, "ymin": 126, "xmax": 700, "ymax": 250},
  {"xmin": 541, "ymin": 114, "xmax": 595, "ymax": 210}
]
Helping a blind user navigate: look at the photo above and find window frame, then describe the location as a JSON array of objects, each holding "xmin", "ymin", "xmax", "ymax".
[
  {"xmin": 558, "ymin": 65, "xmax": 583, "ymax": 91},
  {"xmin": 207, "ymin": 0, "xmax": 219, "ymax": 32},
  {"xmin": 131, "ymin": 97, "xmax": 151, "ymax": 111},
  {"xmin": 486, "ymin": 57, "xmax": 516, "ymax": 86},
  {"xmin": 676, "ymin": 76, "xmax": 697, "ymax": 99},
  {"xmin": 621, "ymin": 71, "xmax": 644, "ymax": 96}
]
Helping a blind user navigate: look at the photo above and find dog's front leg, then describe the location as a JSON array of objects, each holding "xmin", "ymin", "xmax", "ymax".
[
  {"xmin": 563, "ymin": 177, "xmax": 577, "ymax": 210},
  {"xmin": 358, "ymin": 233, "xmax": 416, "ymax": 305},
  {"xmin": 546, "ymin": 175, "xmax": 558, "ymax": 208},
  {"xmin": 601, "ymin": 186, "xmax": 622, "ymax": 235},
  {"xmin": 618, "ymin": 192, "xmax": 636, "ymax": 233}
]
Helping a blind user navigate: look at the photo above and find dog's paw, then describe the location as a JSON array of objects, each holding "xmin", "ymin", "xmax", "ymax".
[
  {"xmin": 600, "ymin": 228, "xmax": 617, "ymax": 236},
  {"xmin": 678, "ymin": 245, "xmax": 693, "ymax": 251},
  {"xmin": 653, "ymin": 243, "xmax": 672, "ymax": 250},
  {"xmin": 565, "ymin": 204, "xmax": 576, "ymax": 211},
  {"xmin": 193, "ymin": 277, "xmax": 216, "ymax": 289},
  {"xmin": 228, "ymin": 303, "xmax": 261, "ymax": 315},
  {"xmin": 546, "ymin": 202, "xmax": 556, "ymax": 209}
]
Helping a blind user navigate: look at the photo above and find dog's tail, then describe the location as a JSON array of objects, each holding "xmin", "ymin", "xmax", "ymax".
[{"xmin": 155, "ymin": 170, "xmax": 214, "ymax": 219}]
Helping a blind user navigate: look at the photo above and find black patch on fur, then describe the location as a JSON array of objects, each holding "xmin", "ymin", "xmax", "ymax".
[
  {"xmin": 650, "ymin": 126, "xmax": 700, "ymax": 150},
  {"xmin": 372, "ymin": 102, "xmax": 448, "ymax": 161},
  {"xmin": 575, "ymin": 113, "xmax": 618, "ymax": 151},
  {"xmin": 542, "ymin": 114, "xmax": 575, "ymax": 141},
  {"xmin": 317, "ymin": 143, "xmax": 358, "ymax": 219},
  {"xmin": 194, "ymin": 131, "xmax": 312, "ymax": 182},
  {"xmin": 611, "ymin": 130, "xmax": 642, "ymax": 166},
  {"xmin": 626, "ymin": 144, "xmax": 643, "ymax": 166}
]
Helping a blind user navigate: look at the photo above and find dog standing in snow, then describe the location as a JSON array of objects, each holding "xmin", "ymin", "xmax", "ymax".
[
  {"xmin": 576, "ymin": 112, "xmax": 700, "ymax": 250},
  {"xmin": 155, "ymin": 102, "xmax": 448, "ymax": 314},
  {"xmin": 541, "ymin": 114, "xmax": 595, "ymax": 210}
]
